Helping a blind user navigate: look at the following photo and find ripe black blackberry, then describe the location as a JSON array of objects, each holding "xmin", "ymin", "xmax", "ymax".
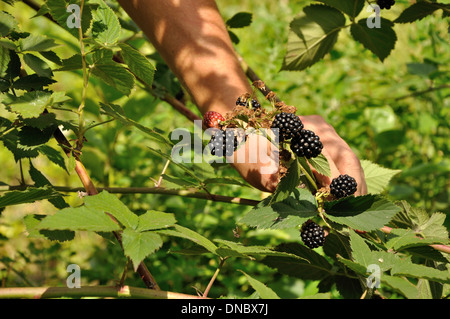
[
  {"xmin": 250, "ymin": 99, "xmax": 261, "ymax": 109},
  {"xmin": 290, "ymin": 129, "xmax": 323, "ymax": 159},
  {"xmin": 377, "ymin": 0, "xmax": 395, "ymax": 9},
  {"xmin": 330, "ymin": 174, "xmax": 358, "ymax": 199},
  {"xmin": 300, "ymin": 221, "xmax": 325, "ymax": 249},
  {"xmin": 270, "ymin": 112, "xmax": 304, "ymax": 141},
  {"xmin": 208, "ymin": 129, "xmax": 238, "ymax": 157},
  {"xmin": 236, "ymin": 96, "xmax": 248, "ymax": 106}
]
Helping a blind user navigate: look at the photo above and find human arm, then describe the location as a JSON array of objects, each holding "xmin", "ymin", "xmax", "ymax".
[{"xmin": 117, "ymin": 0, "xmax": 367, "ymax": 195}]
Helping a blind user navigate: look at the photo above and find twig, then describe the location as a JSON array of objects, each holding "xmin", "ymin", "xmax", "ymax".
[
  {"xmin": 0, "ymin": 285, "xmax": 207, "ymax": 299},
  {"xmin": 202, "ymin": 257, "xmax": 226, "ymax": 299},
  {"xmin": 4, "ymin": 185, "xmax": 260, "ymax": 206}
]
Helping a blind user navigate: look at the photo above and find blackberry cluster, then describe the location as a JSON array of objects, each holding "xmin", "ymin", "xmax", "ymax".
[
  {"xmin": 330, "ymin": 174, "xmax": 358, "ymax": 199},
  {"xmin": 290, "ymin": 129, "xmax": 323, "ymax": 159},
  {"xmin": 300, "ymin": 221, "xmax": 325, "ymax": 249},
  {"xmin": 236, "ymin": 97, "xmax": 261, "ymax": 109},
  {"xmin": 270, "ymin": 112, "xmax": 304, "ymax": 142},
  {"xmin": 208, "ymin": 129, "xmax": 238, "ymax": 157},
  {"xmin": 377, "ymin": 0, "xmax": 395, "ymax": 9}
]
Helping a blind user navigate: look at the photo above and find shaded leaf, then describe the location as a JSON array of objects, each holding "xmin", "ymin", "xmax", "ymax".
[
  {"xmin": 119, "ymin": 43, "xmax": 155, "ymax": 88},
  {"xmin": 282, "ymin": 4, "xmax": 346, "ymax": 71},
  {"xmin": 239, "ymin": 270, "xmax": 280, "ymax": 299},
  {"xmin": 350, "ymin": 18, "xmax": 397, "ymax": 62}
]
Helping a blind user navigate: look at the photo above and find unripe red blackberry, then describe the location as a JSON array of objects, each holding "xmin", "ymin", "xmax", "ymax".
[
  {"xmin": 330, "ymin": 174, "xmax": 358, "ymax": 199},
  {"xmin": 290, "ymin": 129, "xmax": 323, "ymax": 159},
  {"xmin": 270, "ymin": 112, "xmax": 304, "ymax": 141},
  {"xmin": 300, "ymin": 221, "xmax": 325, "ymax": 249}
]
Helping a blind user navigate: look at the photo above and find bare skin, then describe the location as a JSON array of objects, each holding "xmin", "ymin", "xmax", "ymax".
[{"xmin": 118, "ymin": 0, "xmax": 367, "ymax": 195}]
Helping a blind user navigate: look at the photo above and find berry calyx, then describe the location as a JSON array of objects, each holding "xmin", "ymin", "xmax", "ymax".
[
  {"xmin": 300, "ymin": 221, "xmax": 326, "ymax": 249},
  {"xmin": 203, "ymin": 111, "xmax": 225, "ymax": 129},
  {"xmin": 330, "ymin": 174, "xmax": 358, "ymax": 199},
  {"xmin": 290, "ymin": 129, "xmax": 323, "ymax": 159},
  {"xmin": 377, "ymin": 0, "xmax": 395, "ymax": 10},
  {"xmin": 270, "ymin": 112, "xmax": 304, "ymax": 142},
  {"xmin": 208, "ymin": 129, "xmax": 239, "ymax": 157}
]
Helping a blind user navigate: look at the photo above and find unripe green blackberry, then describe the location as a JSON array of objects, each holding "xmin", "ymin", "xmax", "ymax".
[
  {"xmin": 208, "ymin": 129, "xmax": 238, "ymax": 157},
  {"xmin": 300, "ymin": 221, "xmax": 325, "ymax": 249},
  {"xmin": 270, "ymin": 112, "xmax": 303, "ymax": 141},
  {"xmin": 330, "ymin": 174, "xmax": 358, "ymax": 199},
  {"xmin": 290, "ymin": 129, "xmax": 323, "ymax": 158}
]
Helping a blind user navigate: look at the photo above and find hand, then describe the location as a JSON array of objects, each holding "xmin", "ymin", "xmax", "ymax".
[{"xmin": 228, "ymin": 115, "xmax": 367, "ymax": 196}]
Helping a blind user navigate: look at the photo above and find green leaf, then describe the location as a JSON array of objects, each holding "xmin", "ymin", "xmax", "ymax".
[
  {"xmin": 348, "ymin": 230, "xmax": 372, "ymax": 267},
  {"xmin": 324, "ymin": 195, "xmax": 401, "ymax": 231},
  {"xmin": 226, "ymin": 12, "xmax": 253, "ymax": 28},
  {"xmin": 2, "ymin": 91, "xmax": 52, "ymax": 118},
  {"xmin": 20, "ymin": 34, "xmax": 58, "ymax": 52},
  {"xmin": 37, "ymin": 205, "xmax": 121, "ymax": 232},
  {"xmin": 23, "ymin": 53, "xmax": 53, "ymax": 78},
  {"xmin": 307, "ymin": 153, "xmax": 331, "ymax": 177},
  {"xmin": 0, "ymin": 11, "xmax": 17, "ymax": 37},
  {"xmin": 262, "ymin": 242, "xmax": 333, "ymax": 281},
  {"xmin": 281, "ymin": 4, "xmax": 346, "ymax": 71},
  {"xmin": 12, "ymin": 74, "xmax": 56, "ymax": 91},
  {"xmin": 350, "ymin": 18, "xmax": 397, "ymax": 62},
  {"xmin": 119, "ymin": 43, "xmax": 155, "ymax": 88},
  {"xmin": 28, "ymin": 161, "xmax": 69, "ymax": 209},
  {"xmin": 83, "ymin": 191, "xmax": 138, "ymax": 229},
  {"xmin": 55, "ymin": 54, "xmax": 82, "ymax": 71},
  {"xmin": 391, "ymin": 258, "xmax": 450, "ymax": 284},
  {"xmin": 360, "ymin": 160, "xmax": 401, "ymax": 194},
  {"xmin": 316, "ymin": 0, "xmax": 365, "ymax": 19},
  {"xmin": 91, "ymin": 62, "xmax": 135, "ymax": 96},
  {"xmin": 100, "ymin": 102, "xmax": 171, "ymax": 145},
  {"xmin": 90, "ymin": 0, "xmax": 121, "ymax": 46},
  {"xmin": 0, "ymin": 46, "xmax": 10, "ymax": 78},
  {"xmin": 214, "ymin": 239, "xmax": 308, "ymax": 261},
  {"xmin": 381, "ymin": 275, "xmax": 418, "ymax": 299},
  {"xmin": 136, "ymin": 210, "xmax": 177, "ymax": 232},
  {"xmin": 385, "ymin": 228, "xmax": 449, "ymax": 251},
  {"xmin": 23, "ymin": 214, "xmax": 75, "ymax": 242},
  {"xmin": 394, "ymin": 2, "xmax": 449, "ymax": 24},
  {"xmin": 270, "ymin": 159, "xmax": 301, "ymax": 203},
  {"xmin": 0, "ymin": 186, "xmax": 62, "ymax": 209},
  {"xmin": 122, "ymin": 228, "xmax": 163, "ymax": 270},
  {"xmin": 239, "ymin": 190, "xmax": 318, "ymax": 229},
  {"xmin": 46, "ymin": 0, "xmax": 94, "ymax": 39},
  {"xmin": 239, "ymin": 271, "xmax": 280, "ymax": 299},
  {"xmin": 156, "ymin": 224, "xmax": 219, "ymax": 256}
]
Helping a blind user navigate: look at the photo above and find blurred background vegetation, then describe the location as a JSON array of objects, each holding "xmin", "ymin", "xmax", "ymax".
[{"xmin": 0, "ymin": 0, "xmax": 448, "ymax": 298}]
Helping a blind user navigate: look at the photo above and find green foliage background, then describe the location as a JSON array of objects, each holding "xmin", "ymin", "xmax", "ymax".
[{"xmin": 0, "ymin": 0, "xmax": 448, "ymax": 298}]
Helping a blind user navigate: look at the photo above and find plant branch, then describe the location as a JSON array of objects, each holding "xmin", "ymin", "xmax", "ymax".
[
  {"xmin": 5, "ymin": 185, "xmax": 260, "ymax": 206},
  {"xmin": 202, "ymin": 257, "xmax": 226, "ymax": 299},
  {"xmin": 0, "ymin": 285, "xmax": 206, "ymax": 299}
]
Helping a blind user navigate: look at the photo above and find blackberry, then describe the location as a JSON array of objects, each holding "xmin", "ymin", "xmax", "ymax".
[
  {"xmin": 250, "ymin": 99, "xmax": 261, "ymax": 109},
  {"xmin": 290, "ymin": 129, "xmax": 323, "ymax": 159},
  {"xmin": 330, "ymin": 174, "xmax": 358, "ymax": 199},
  {"xmin": 236, "ymin": 96, "xmax": 248, "ymax": 106},
  {"xmin": 377, "ymin": 0, "xmax": 395, "ymax": 9},
  {"xmin": 270, "ymin": 112, "xmax": 304, "ymax": 141},
  {"xmin": 300, "ymin": 221, "xmax": 325, "ymax": 249},
  {"xmin": 208, "ymin": 129, "xmax": 238, "ymax": 157}
]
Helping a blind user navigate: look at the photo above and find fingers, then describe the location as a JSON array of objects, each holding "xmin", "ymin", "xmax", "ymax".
[{"xmin": 300, "ymin": 115, "xmax": 367, "ymax": 196}]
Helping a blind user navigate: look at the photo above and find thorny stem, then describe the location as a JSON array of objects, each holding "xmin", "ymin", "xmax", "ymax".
[{"xmin": 77, "ymin": 0, "xmax": 89, "ymax": 150}]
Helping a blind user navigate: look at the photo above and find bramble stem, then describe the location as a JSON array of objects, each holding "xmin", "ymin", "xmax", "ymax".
[{"xmin": 0, "ymin": 286, "xmax": 206, "ymax": 299}]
